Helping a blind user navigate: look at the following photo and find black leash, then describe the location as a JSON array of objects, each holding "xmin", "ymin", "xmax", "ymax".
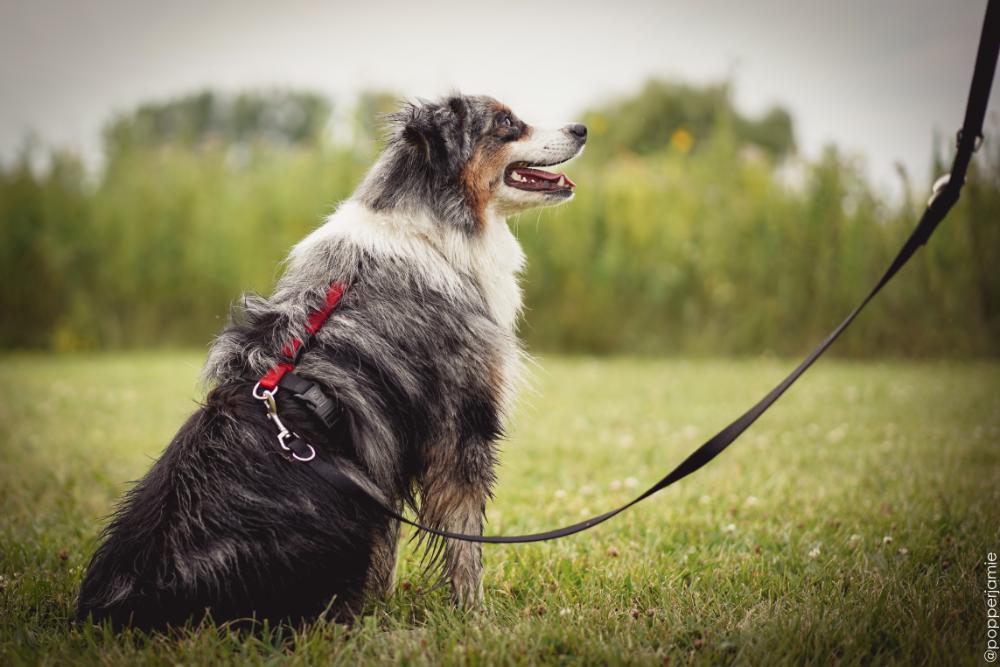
[{"xmin": 283, "ymin": 0, "xmax": 1000, "ymax": 544}]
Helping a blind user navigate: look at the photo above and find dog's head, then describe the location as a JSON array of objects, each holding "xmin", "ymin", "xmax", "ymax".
[{"xmin": 359, "ymin": 94, "xmax": 586, "ymax": 231}]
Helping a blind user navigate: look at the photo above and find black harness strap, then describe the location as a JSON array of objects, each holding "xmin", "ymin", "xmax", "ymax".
[
  {"xmin": 287, "ymin": 0, "xmax": 1000, "ymax": 544},
  {"xmin": 279, "ymin": 372, "xmax": 340, "ymax": 430}
]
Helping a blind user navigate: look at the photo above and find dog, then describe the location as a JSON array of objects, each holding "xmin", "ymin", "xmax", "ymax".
[{"xmin": 76, "ymin": 93, "xmax": 586, "ymax": 629}]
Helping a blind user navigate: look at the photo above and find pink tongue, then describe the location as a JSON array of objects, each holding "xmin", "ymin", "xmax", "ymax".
[{"xmin": 513, "ymin": 167, "xmax": 575, "ymax": 187}]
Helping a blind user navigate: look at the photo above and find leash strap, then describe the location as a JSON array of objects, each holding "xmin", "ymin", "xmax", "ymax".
[{"xmin": 262, "ymin": 0, "xmax": 999, "ymax": 544}]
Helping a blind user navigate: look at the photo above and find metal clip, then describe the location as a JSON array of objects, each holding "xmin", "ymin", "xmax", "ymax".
[
  {"xmin": 266, "ymin": 409, "xmax": 291, "ymax": 439},
  {"xmin": 251, "ymin": 381, "xmax": 279, "ymax": 414},
  {"xmin": 252, "ymin": 381, "xmax": 316, "ymax": 462}
]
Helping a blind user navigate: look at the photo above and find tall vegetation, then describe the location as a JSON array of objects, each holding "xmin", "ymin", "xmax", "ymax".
[
  {"xmin": 1, "ymin": 83, "xmax": 997, "ymax": 356},
  {"xmin": 581, "ymin": 80, "xmax": 795, "ymax": 161},
  {"xmin": 103, "ymin": 90, "xmax": 331, "ymax": 153}
]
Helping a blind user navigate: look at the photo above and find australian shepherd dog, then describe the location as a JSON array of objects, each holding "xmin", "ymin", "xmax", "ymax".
[{"xmin": 77, "ymin": 94, "xmax": 587, "ymax": 629}]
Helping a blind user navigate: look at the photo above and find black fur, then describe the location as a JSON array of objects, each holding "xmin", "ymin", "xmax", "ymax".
[
  {"xmin": 77, "ymin": 383, "xmax": 385, "ymax": 628},
  {"xmin": 77, "ymin": 242, "xmax": 508, "ymax": 629}
]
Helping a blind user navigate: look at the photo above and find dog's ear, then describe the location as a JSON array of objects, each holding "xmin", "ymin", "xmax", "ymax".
[{"xmin": 395, "ymin": 103, "xmax": 443, "ymax": 165}]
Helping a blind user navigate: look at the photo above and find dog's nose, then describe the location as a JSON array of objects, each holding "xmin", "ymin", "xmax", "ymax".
[{"xmin": 567, "ymin": 123, "xmax": 588, "ymax": 141}]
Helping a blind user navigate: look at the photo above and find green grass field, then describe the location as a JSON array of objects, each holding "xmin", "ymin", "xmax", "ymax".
[{"xmin": 1, "ymin": 353, "xmax": 998, "ymax": 665}]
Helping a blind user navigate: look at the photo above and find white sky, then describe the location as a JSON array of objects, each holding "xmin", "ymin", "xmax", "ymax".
[{"xmin": 1, "ymin": 0, "xmax": 996, "ymax": 195}]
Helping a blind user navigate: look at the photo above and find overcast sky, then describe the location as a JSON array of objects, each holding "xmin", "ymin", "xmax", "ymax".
[{"xmin": 1, "ymin": 0, "xmax": 996, "ymax": 194}]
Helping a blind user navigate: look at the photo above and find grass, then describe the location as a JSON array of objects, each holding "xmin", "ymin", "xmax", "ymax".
[{"xmin": 0, "ymin": 352, "xmax": 998, "ymax": 665}]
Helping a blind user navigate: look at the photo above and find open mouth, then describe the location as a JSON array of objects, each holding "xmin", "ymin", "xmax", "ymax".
[{"xmin": 504, "ymin": 163, "xmax": 576, "ymax": 195}]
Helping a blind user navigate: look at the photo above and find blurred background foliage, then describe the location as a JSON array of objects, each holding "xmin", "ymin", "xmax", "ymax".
[
  {"xmin": 1, "ymin": 80, "xmax": 997, "ymax": 356},
  {"xmin": 102, "ymin": 90, "xmax": 332, "ymax": 155},
  {"xmin": 580, "ymin": 80, "xmax": 795, "ymax": 161}
]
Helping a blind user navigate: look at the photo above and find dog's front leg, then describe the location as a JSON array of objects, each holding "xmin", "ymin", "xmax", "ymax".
[
  {"xmin": 365, "ymin": 515, "xmax": 400, "ymax": 601},
  {"xmin": 419, "ymin": 471, "xmax": 490, "ymax": 609}
]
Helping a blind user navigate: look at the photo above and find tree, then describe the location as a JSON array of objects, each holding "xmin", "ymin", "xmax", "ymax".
[
  {"xmin": 102, "ymin": 90, "xmax": 332, "ymax": 156},
  {"xmin": 581, "ymin": 79, "xmax": 795, "ymax": 161}
]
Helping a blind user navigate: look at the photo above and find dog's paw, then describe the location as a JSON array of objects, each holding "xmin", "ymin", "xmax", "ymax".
[
  {"xmin": 449, "ymin": 579, "xmax": 484, "ymax": 611},
  {"xmin": 364, "ymin": 579, "xmax": 396, "ymax": 603}
]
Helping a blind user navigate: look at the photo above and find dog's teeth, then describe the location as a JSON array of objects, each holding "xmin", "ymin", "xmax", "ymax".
[
  {"xmin": 557, "ymin": 176, "xmax": 566, "ymax": 186},
  {"xmin": 511, "ymin": 172, "xmax": 523, "ymax": 182}
]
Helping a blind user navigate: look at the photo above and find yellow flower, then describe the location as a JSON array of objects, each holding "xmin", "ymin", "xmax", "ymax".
[
  {"xmin": 589, "ymin": 113, "xmax": 609, "ymax": 136},
  {"xmin": 670, "ymin": 127, "xmax": 694, "ymax": 153}
]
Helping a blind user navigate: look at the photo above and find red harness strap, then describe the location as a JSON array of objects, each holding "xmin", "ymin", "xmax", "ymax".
[{"xmin": 258, "ymin": 282, "xmax": 346, "ymax": 391}]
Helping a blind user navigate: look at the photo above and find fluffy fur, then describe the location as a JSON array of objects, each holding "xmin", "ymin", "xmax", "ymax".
[{"xmin": 76, "ymin": 93, "xmax": 586, "ymax": 629}]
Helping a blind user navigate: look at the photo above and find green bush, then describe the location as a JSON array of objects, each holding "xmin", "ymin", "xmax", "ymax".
[{"xmin": 1, "ymin": 85, "xmax": 997, "ymax": 356}]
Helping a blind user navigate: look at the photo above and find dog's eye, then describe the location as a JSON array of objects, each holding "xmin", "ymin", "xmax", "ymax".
[{"xmin": 495, "ymin": 113, "xmax": 519, "ymax": 140}]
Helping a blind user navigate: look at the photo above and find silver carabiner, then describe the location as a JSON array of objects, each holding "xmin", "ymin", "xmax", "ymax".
[
  {"xmin": 254, "ymin": 381, "xmax": 315, "ymax": 462},
  {"xmin": 267, "ymin": 410, "xmax": 291, "ymax": 438},
  {"xmin": 252, "ymin": 382, "xmax": 280, "ymax": 417},
  {"xmin": 276, "ymin": 429, "xmax": 294, "ymax": 451}
]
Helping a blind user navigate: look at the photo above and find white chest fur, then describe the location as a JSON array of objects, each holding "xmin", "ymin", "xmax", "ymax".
[
  {"xmin": 461, "ymin": 206, "xmax": 526, "ymax": 331},
  {"xmin": 292, "ymin": 200, "xmax": 525, "ymax": 332}
]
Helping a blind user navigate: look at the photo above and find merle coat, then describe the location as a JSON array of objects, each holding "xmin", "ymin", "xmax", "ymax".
[{"xmin": 77, "ymin": 93, "xmax": 585, "ymax": 629}]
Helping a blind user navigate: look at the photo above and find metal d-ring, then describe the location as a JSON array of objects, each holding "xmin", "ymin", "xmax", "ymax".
[
  {"xmin": 252, "ymin": 381, "xmax": 278, "ymax": 401},
  {"xmin": 252, "ymin": 382, "xmax": 281, "ymax": 401},
  {"xmin": 276, "ymin": 431, "xmax": 316, "ymax": 462},
  {"xmin": 292, "ymin": 444, "xmax": 316, "ymax": 462}
]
